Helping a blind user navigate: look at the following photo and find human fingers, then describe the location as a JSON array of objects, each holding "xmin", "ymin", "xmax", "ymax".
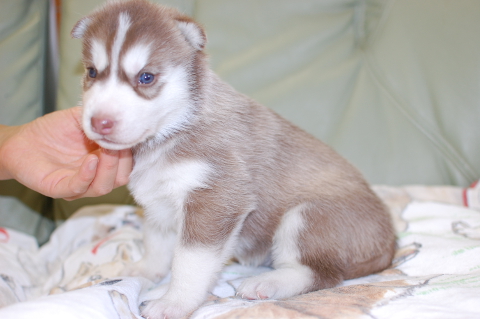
[
  {"xmin": 83, "ymin": 148, "xmax": 120, "ymax": 197},
  {"xmin": 114, "ymin": 149, "xmax": 133, "ymax": 187},
  {"xmin": 61, "ymin": 154, "xmax": 98, "ymax": 200}
]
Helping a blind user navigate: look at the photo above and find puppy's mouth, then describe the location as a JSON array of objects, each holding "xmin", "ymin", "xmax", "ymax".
[
  {"xmin": 94, "ymin": 137, "xmax": 131, "ymax": 150},
  {"xmin": 99, "ymin": 137, "xmax": 122, "ymax": 145},
  {"xmin": 83, "ymin": 116, "xmax": 153, "ymax": 150},
  {"xmin": 92, "ymin": 131, "xmax": 151, "ymax": 150}
]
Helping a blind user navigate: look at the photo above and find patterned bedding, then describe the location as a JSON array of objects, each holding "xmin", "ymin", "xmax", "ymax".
[{"xmin": 1, "ymin": 184, "xmax": 479, "ymax": 319}]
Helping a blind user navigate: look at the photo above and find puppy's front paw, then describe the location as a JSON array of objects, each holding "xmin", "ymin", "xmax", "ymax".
[
  {"xmin": 121, "ymin": 260, "xmax": 166, "ymax": 283},
  {"xmin": 140, "ymin": 298, "xmax": 194, "ymax": 319}
]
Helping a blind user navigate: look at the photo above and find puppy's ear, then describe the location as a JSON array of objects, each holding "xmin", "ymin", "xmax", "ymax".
[
  {"xmin": 175, "ymin": 17, "xmax": 207, "ymax": 51},
  {"xmin": 71, "ymin": 17, "xmax": 91, "ymax": 39}
]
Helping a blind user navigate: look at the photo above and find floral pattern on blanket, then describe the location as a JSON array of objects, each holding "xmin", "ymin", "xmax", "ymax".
[{"xmin": 0, "ymin": 184, "xmax": 479, "ymax": 319}]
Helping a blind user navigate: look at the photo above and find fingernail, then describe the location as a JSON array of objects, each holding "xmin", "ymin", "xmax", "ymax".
[{"xmin": 89, "ymin": 158, "xmax": 98, "ymax": 171}]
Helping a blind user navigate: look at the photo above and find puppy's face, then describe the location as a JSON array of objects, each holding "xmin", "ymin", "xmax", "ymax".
[{"xmin": 72, "ymin": 1, "xmax": 206, "ymax": 150}]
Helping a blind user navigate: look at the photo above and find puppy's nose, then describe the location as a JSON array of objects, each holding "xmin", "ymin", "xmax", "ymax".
[{"xmin": 91, "ymin": 117, "xmax": 115, "ymax": 135}]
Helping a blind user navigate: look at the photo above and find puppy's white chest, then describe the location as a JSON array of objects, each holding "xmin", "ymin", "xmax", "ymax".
[{"xmin": 129, "ymin": 154, "xmax": 212, "ymax": 219}]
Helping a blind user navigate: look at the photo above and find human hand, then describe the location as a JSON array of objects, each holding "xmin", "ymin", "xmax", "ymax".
[{"xmin": 0, "ymin": 107, "xmax": 133, "ymax": 200}]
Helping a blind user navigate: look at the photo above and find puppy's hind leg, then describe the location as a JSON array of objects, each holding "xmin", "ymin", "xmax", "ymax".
[{"xmin": 237, "ymin": 203, "xmax": 337, "ymax": 300}]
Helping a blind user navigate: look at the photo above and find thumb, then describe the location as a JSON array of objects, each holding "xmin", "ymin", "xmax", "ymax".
[{"xmin": 66, "ymin": 154, "xmax": 99, "ymax": 198}]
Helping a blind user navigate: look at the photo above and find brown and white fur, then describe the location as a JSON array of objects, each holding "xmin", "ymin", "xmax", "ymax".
[{"xmin": 72, "ymin": 1, "xmax": 396, "ymax": 318}]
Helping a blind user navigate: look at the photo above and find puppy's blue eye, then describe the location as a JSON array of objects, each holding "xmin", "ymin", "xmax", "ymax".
[
  {"xmin": 88, "ymin": 68, "xmax": 97, "ymax": 78},
  {"xmin": 139, "ymin": 72, "xmax": 154, "ymax": 84}
]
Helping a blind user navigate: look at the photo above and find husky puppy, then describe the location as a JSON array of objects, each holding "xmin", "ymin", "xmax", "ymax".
[{"xmin": 72, "ymin": 1, "xmax": 396, "ymax": 318}]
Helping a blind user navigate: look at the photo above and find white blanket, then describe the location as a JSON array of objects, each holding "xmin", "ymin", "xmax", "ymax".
[{"xmin": 1, "ymin": 184, "xmax": 479, "ymax": 319}]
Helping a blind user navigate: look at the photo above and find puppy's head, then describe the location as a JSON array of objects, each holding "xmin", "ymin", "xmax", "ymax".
[{"xmin": 72, "ymin": 0, "xmax": 207, "ymax": 150}]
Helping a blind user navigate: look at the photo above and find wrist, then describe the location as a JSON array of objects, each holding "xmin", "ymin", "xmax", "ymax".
[{"xmin": 0, "ymin": 124, "xmax": 20, "ymax": 180}]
